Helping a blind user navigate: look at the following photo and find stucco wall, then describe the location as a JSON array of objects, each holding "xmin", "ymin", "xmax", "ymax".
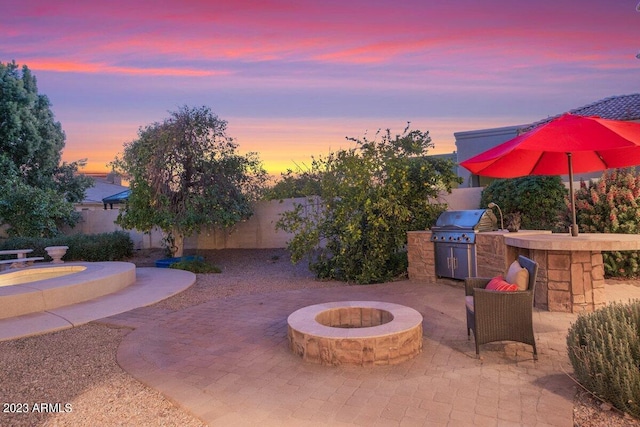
[
  {"xmin": 64, "ymin": 189, "xmax": 483, "ymax": 250},
  {"xmin": 66, "ymin": 198, "xmax": 308, "ymax": 250},
  {"xmin": 183, "ymin": 198, "xmax": 304, "ymax": 250},
  {"xmin": 435, "ymin": 187, "xmax": 482, "ymax": 211}
]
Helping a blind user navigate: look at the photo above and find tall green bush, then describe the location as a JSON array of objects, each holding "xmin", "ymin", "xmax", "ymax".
[
  {"xmin": 276, "ymin": 125, "xmax": 461, "ymax": 284},
  {"xmin": 567, "ymin": 301, "xmax": 640, "ymax": 419},
  {"xmin": 480, "ymin": 176, "xmax": 567, "ymax": 231},
  {"xmin": 574, "ymin": 168, "xmax": 640, "ymax": 277}
]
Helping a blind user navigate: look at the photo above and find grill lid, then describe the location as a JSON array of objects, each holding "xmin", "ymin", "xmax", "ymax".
[{"xmin": 432, "ymin": 209, "xmax": 497, "ymax": 232}]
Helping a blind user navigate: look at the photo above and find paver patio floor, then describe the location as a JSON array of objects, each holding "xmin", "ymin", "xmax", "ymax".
[{"xmin": 109, "ymin": 280, "xmax": 579, "ymax": 426}]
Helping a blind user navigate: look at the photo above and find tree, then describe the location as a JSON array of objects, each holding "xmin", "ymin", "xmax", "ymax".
[
  {"xmin": 276, "ymin": 125, "xmax": 461, "ymax": 284},
  {"xmin": 0, "ymin": 61, "xmax": 92, "ymax": 237},
  {"xmin": 0, "ymin": 61, "xmax": 64, "ymax": 188},
  {"xmin": 0, "ymin": 178, "xmax": 78, "ymax": 237},
  {"xmin": 111, "ymin": 105, "xmax": 267, "ymax": 257},
  {"xmin": 480, "ymin": 176, "xmax": 567, "ymax": 231}
]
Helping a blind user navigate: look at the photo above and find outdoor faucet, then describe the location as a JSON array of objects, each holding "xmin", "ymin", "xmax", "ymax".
[{"xmin": 488, "ymin": 202, "xmax": 504, "ymax": 231}]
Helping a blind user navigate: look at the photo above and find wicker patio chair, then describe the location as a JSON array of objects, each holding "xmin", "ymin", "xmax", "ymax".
[{"xmin": 465, "ymin": 255, "xmax": 539, "ymax": 359}]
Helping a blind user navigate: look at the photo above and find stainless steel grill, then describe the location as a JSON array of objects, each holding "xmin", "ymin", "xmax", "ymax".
[{"xmin": 431, "ymin": 209, "xmax": 497, "ymax": 279}]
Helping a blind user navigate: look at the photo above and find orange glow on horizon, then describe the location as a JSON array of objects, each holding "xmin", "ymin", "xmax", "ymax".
[
  {"xmin": 64, "ymin": 116, "xmax": 519, "ymax": 177},
  {"xmin": 25, "ymin": 59, "xmax": 229, "ymax": 77}
]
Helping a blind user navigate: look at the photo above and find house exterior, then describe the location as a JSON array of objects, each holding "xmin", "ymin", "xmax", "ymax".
[
  {"xmin": 454, "ymin": 125, "xmax": 522, "ymax": 187},
  {"xmin": 76, "ymin": 173, "xmax": 129, "ymax": 211},
  {"xmin": 455, "ymin": 93, "xmax": 640, "ymax": 187}
]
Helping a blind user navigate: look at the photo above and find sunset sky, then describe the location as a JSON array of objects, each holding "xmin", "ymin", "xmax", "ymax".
[{"xmin": 2, "ymin": 0, "xmax": 639, "ymax": 174}]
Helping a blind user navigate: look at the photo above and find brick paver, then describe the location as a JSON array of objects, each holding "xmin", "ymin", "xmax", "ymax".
[{"xmin": 112, "ymin": 281, "xmax": 577, "ymax": 426}]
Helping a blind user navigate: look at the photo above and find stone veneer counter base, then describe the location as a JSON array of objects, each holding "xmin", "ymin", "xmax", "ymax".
[
  {"xmin": 408, "ymin": 230, "xmax": 640, "ymax": 313},
  {"xmin": 504, "ymin": 232, "xmax": 640, "ymax": 313}
]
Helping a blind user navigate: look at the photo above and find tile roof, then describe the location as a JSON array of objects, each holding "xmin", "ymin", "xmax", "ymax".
[
  {"xmin": 522, "ymin": 93, "xmax": 640, "ymax": 131},
  {"xmin": 569, "ymin": 93, "xmax": 640, "ymax": 120}
]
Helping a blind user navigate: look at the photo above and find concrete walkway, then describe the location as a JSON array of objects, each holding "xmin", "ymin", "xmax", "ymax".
[
  {"xmin": 0, "ymin": 267, "xmax": 195, "ymax": 341},
  {"xmin": 110, "ymin": 281, "xmax": 583, "ymax": 427}
]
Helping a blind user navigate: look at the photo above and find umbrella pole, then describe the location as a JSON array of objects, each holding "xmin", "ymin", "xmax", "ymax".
[{"xmin": 567, "ymin": 153, "xmax": 579, "ymax": 236}]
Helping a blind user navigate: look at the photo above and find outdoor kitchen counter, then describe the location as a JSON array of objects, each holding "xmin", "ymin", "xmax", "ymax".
[
  {"xmin": 502, "ymin": 232, "xmax": 640, "ymax": 313},
  {"xmin": 407, "ymin": 229, "xmax": 640, "ymax": 313},
  {"xmin": 504, "ymin": 232, "xmax": 640, "ymax": 251}
]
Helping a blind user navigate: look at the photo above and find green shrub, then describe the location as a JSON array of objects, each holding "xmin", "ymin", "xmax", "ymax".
[
  {"xmin": 574, "ymin": 168, "xmax": 640, "ymax": 277},
  {"xmin": 170, "ymin": 259, "xmax": 221, "ymax": 273},
  {"xmin": 63, "ymin": 232, "xmax": 134, "ymax": 261},
  {"xmin": 0, "ymin": 231, "xmax": 133, "ymax": 262},
  {"xmin": 480, "ymin": 176, "xmax": 567, "ymax": 231},
  {"xmin": 566, "ymin": 300, "xmax": 640, "ymax": 419},
  {"xmin": 276, "ymin": 126, "xmax": 460, "ymax": 284}
]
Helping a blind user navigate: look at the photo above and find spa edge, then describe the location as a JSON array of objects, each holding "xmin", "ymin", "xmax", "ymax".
[{"xmin": 407, "ymin": 230, "xmax": 640, "ymax": 313}]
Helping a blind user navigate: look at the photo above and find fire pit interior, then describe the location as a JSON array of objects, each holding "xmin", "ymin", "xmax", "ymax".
[
  {"xmin": 315, "ymin": 307, "xmax": 393, "ymax": 328},
  {"xmin": 288, "ymin": 301, "xmax": 423, "ymax": 366}
]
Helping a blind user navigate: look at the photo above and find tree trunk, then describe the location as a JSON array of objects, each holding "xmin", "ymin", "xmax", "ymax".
[{"xmin": 169, "ymin": 228, "xmax": 185, "ymax": 258}]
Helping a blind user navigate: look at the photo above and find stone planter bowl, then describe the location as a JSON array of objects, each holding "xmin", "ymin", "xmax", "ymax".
[{"xmin": 44, "ymin": 246, "xmax": 69, "ymax": 264}]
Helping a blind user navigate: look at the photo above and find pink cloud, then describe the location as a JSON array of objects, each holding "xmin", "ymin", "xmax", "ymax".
[
  {"xmin": 5, "ymin": 0, "xmax": 637, "ymax": 76},
  {"xmin": 4, "ymin": 0, "xmax": 639, "ymax": 175}
]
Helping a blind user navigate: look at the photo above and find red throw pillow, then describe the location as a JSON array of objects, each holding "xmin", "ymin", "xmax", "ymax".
[
  {"xmin": 486, "ymin": 276, "xmax": 518, "ymax": 292},
  {"xmin": 486, "ymin": 276, "xmax": 504, "ymax": 288}
]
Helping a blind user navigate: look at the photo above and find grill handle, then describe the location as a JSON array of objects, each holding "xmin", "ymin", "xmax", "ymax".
[
  {"xmin": 446, "ymin": 255, "xmax": 458, "ymax": 270},
  {"xmin": 433, "ymin": 224, "xmax": 470, "ymax": 231}
]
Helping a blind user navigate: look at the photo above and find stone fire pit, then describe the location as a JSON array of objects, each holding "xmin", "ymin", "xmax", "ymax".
[{"xmin": 287, "ymin": 301, "xmax": 423, "ymax": 366}]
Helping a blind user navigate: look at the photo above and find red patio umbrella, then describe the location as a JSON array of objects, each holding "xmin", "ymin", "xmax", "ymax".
[{"xmin": 460, "ymin": 113, "xmax": 640, "ymax": 236}]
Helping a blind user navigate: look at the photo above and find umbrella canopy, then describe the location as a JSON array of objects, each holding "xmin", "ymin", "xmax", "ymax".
[{"xmin": 460, "ymin": 113, "xmax": 640, "ymax": 236}]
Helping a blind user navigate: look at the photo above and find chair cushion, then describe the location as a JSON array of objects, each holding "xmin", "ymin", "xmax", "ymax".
[
  {"xmin": 486, "ymin": 276, "xmax": 518, "ymax": 292},
  {"xmin": 465, "ymin": 295, "xmax": 474, "ymax": 313},
  {"xmin": 505, "ymin": 260, "xmax": 529, "ymax": 290}
]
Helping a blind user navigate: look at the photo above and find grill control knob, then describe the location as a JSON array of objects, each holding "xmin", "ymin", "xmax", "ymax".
[{"xmin": 465, "ymin": 237, "xmax": 470, "ymax": 241}]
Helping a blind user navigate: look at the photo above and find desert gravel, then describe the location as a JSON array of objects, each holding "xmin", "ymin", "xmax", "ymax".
[{"xmin": 0, "ymin": 248, "xmax": 638, "ymax": 426}]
